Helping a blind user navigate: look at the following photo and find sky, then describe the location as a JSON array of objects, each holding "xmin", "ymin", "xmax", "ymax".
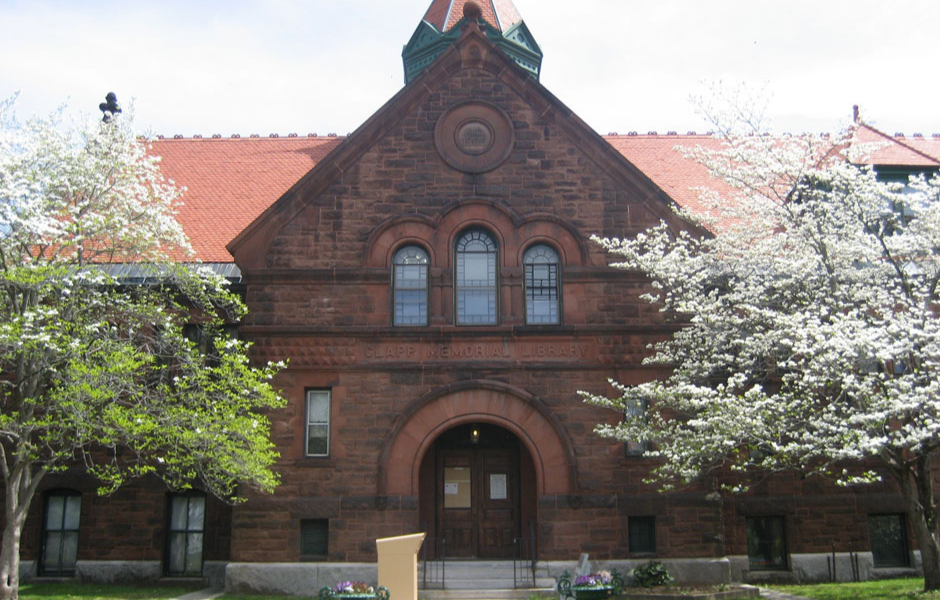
[{"xmin": 1, "ymin": 0, "xmax": 939, "ymax": 139}]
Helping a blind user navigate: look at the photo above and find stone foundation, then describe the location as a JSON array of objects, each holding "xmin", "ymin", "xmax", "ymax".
[
  {"xmin": 18, "ymin": 553, "xmax": 926, "ymax": 595},
  {"xmin": 225, "ymin": 562, "xmax": 379, "ymax": 596},
  {"xmin": 729, "ymin": 552, "xmax": 922, "ymax": 584}
]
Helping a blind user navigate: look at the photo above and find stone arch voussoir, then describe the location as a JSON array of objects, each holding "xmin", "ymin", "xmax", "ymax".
[{"xmin": 378, "ymin": 381, "xmax": 577, "ymax": 496}]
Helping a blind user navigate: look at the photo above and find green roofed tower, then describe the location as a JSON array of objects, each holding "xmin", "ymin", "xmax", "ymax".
[{"xmin": 403, "ymin": 0, "xmax": 543, "ymax": 83}]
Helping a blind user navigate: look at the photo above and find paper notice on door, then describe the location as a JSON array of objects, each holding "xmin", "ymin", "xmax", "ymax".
[
  {"xmin": 490, "ymin": 473, "xmax": 507, "ymax": 500},
  {"xmin": 444, "ymin": 482, "xmax": 459, "ymax": 495}
]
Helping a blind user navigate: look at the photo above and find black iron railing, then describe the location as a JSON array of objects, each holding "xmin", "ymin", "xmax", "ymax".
[
  {"xmin": 421, "ymin": 534, "xmax": 446, "ymax": 589},
  {"xmin": 512, "ymin": 521, "xmax": 538, "ymax": 588}
]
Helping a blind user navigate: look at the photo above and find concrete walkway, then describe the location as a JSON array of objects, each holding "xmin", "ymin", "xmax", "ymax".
[
  {"xmin": 169, "ymin": 588, "xmax": 224, "ymax": 600},
  {"xmin": 759, "ymin": 588, "xmax": 814, "ymax": 600}
]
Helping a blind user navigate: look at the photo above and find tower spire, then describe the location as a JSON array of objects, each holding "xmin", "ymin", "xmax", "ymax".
[{"xmin": 402, "ymin": 0, "xmax": 542, "ymax": 83}]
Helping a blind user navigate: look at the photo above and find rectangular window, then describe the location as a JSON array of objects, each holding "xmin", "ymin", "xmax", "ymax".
[
  {"xmin": 306, "ymin": 390, "xmax": 331, "ymax": 457},
  {"xmin": 393, "ymin": 246, "xmax": 429, "ymax": 326},
  {"xmin": 869, "ymin": 514, "xmax": 909, "ymax": 568},
  {"xmin": 524, "ymin": 263, "xmax": 559, "ymax": 324},
  {"xmin": 456, "ymin": 253, "xmax": 497, "ymax": 325},
  {"xmin": 41, "ymin": 492, "xmax": 81, "ymax": 575},
  {"xmin": 623, "ymin": 399, "xmax": 650, "ymax": 457},
  {"xmin": 166, "ymin": 494, "xmax": 205, "ymax": 576},
  {"xmin": 746, "ymin": 516, "xmax": 787, "ymax": 570},
  {"xmin": 300, "ymin": 519, "xmax": 329, "ymax": 558},
  {"xmin": 628, "ymin": 516, "xmax": 656, "ymax": 555}
]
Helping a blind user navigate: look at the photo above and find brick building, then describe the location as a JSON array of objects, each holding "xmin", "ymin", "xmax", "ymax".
[{"xmin": 18, "ymin": 0, "xmax": 940, "ymax": 592}]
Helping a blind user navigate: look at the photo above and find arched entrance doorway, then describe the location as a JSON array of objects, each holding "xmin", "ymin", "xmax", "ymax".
[{"xmin": 418, "ymin": 423, "xmax": 537, "ymax": 559}]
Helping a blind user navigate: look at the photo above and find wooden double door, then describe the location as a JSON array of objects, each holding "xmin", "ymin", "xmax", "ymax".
[{"xmin": 436, "ymin": 430, "xmax": 520, "ymax": 558}]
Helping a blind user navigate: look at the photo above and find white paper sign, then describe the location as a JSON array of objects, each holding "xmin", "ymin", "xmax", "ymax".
[
  {"xmin": 445, "ymin": 482, "xmax": 459, "ymax": 495},
  {"xmin": 490, "ymin": 473, "xmax": 507, "ymax": 500}
]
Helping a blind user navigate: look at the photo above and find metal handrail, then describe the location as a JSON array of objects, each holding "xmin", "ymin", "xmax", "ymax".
[
  {"xmin": 420, "ymin": 533, "xmax": 446, "ymax": 589},
  {"xmin": 512, "ymin": 521, "xmax": 538, "ymax": 588},
  {"xmin": 529, "ymin": 520, "xmax": 537, "ymax": 583}
]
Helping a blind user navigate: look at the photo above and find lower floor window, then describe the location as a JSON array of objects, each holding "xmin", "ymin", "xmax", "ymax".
[
  {"xmin": 869, "ymin": 513, "xmax": 909, "ymax": 568},
  {"xmin": 41, "ymin": 491, "xmax": 81, "ymax": 575},
  {"xmin": 628, "ymin": 516, "xmax": 656, "ymax": 554},
  {"xmin": 300, "ymin": 519, "xmax": 329, "ymax": 559},
  {"xmin": 166, "ymin": 494, "xmax": 205, "ymax": 576},
  {"xmin": 746, "ymin": 516, "xmax": 787, "ymax": 570}
]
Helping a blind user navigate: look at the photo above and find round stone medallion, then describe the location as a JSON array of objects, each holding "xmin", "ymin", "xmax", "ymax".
[
  {"xmin": 455, "ymin": 119, "xmax": 494, "ymax": 156},
  {"xmin": 434, "ymin": 102, "xmax": 514, "ymax": 173}
]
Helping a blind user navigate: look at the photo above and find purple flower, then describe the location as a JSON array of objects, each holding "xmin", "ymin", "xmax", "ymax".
[{"xmin": 574, "ymin": 572, "xmax": 612, "ymax": 588}]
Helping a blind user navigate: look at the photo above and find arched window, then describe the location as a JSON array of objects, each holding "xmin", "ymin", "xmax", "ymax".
[
  {"xmin": 392, "ymin": 245, "xmax": 429, "ymax": 326},
  {"xmin": 523, "ymin": 244, "xmax": 560, "ymax": 324},
  {"xmin": 455, "ymin": 230, "xmax": 498, "ymax": 325}
]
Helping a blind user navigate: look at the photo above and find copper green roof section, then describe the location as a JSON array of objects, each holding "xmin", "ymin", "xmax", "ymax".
[{"xmin": 402, "ymin": 0, "xmax": 542, "ymax": 83}]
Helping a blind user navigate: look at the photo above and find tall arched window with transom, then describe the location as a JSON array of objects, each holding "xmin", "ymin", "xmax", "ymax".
[
  {"xmin": 392, "ymin": 245, "xmax": 429, "ymax": 326},
  {"xmin": 455, "ymin": 230, "xmax": 498, "ymax": 325},
  {"xmin": 523, "ymin": 244, "xmax": 561, "ymax": 324}
]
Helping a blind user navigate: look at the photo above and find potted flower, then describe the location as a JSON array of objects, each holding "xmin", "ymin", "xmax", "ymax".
[
  {"xmin": 557, "ymin": 569, "xmax": 624, "ymax": 600},
  {"xmin": 319, "ymin": 582, "xmax": 390, "ymax": 600}
]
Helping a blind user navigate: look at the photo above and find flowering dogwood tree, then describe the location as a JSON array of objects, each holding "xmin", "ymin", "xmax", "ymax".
[
  {"xmin": 0, "ymin": 97, "xmax": 285, "ymax": 600},
  {"xmin": 583, "ymin": 103, "xmax": 940, "ymax": 589}
]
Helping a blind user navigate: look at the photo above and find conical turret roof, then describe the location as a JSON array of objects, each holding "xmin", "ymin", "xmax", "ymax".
[
  {"xmin": 422, "ymin": 0, "xmax": 523, "ymax": 33},
  {"xmin": 402, "ymin": 0, "xmax": 542, "ymax": 83}
]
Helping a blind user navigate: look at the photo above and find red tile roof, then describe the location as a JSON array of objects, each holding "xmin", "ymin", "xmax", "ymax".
[
  {"xmin": 851, "ymin": 122, "xmax": 940, "ymax": 167},
  {"xmin": 151, "ymin": 136, "xmax": 343, "ymax": 262},
  {"xmin": 422, "ymin": 0, "xmax": 522, "ymax": 32},
  {"xmin": 153, "ymin": 127, "xmax": 938, "ymax": 264},
  {"xmin": 605, "ymin": 134, "xmax": 733, "ymax": 224}
]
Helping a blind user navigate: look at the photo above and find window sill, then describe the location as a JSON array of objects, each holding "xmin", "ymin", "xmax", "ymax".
[
  {"xmin": 300, "ymin": 555, "xmax": 329, "ymax": 562},
  {"xmin": 294, "ymin": 458, "xmax": 336, "ymax": 468}
]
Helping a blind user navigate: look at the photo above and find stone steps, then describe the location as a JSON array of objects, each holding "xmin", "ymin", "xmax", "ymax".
[{"xmin": 419, "ymin": 560, "xmax": 556, "ymax": 598}]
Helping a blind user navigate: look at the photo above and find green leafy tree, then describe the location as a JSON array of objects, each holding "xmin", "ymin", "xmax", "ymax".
[
  {"xmin": 583, "ymin": 97, "xmax": 940, "ymax": 589},
  {"xmin": 0, "ymin": 96, "xmax": 285, "ymax": 600}
]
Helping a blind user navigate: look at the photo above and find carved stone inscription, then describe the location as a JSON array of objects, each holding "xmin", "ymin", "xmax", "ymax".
[
  {"xmin": 360, "ymin": 340, "xmax": 592, "ymax": 362},
  {"xmin": 455, "ymin": 120, "xmax": 493, "ymax": 155}
]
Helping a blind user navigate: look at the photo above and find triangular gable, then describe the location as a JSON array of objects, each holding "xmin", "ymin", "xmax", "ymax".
[
  {"xmin": 502, "ymin": 20, "xmax": 540, "ymax": 56},
  {"xmin": 228, "ymin": 21, "xmax": 698, "ymax": 270},
  {"xmin": 852, "ymin": 122, "xmax": 940, "ymax": 167}
]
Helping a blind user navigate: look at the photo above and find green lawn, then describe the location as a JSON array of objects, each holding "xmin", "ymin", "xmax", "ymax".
[
  {"xmin": 17, "ymin": 579, "xmax": 940, "ymax": 600},
  {"xmin": 19, "ymin": 583, "xmax": 202, "ymax": 600},
  {"xmin": 768, "ymin": 578, "xmax": 940, "ymax": 599}
]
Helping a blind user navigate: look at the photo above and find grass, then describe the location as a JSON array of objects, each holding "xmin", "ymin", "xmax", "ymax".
[
  {"xmin": 768, "ymin": 577, "xmax": 940, "ymax": 599},
  {"xmin": 19, "ymin": 582, "xmax": 202, "ymax": 600},
  {"xmin": 17, "ymin": 579, "xmax": 940, "ymax": 600},
  {"xmin": 217, "ymin": 596, "xmax": 297, "ymax": 600}
]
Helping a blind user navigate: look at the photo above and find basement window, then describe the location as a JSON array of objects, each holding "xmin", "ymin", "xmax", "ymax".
[
  {"xmin": 628, "ymin": 516, "xmax": 656, "ymax": 555},
  {"xmin": 746, "ymin": 516, "xmax": 787, "ymax": 571},
  {"xmin": 301, "ymin": 519, "xmax": 329, "ymax": 559},
  {"xmin": 869, "ymin": 514, "xmax": 909, "ymax": 568}
]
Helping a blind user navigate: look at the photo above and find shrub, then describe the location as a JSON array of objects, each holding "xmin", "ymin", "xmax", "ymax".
[{"xmin": 631, "ymin": 561, "xmax": 674, "ymax": 588}]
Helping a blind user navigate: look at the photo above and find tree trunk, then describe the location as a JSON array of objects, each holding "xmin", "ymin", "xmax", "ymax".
[
  {"xmin": 0, "ymin": 516, "xmax": 23, "ymax": 600},
  {"xmin": 0, "ymin": 463, "xmax": 44, "ymax": 600},
  {"xmin": 898, "ymin": 454, "xmax": 940, "ymax": 591}
]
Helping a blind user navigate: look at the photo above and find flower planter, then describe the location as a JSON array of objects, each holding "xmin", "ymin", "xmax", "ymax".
[
  {"xmin": 319, "ymin": 584, "xmax": 390, "ymax": 600},
  {"xmin": 571, "ymin": 587, "xmax": 615, "ymax": 600},
  {"xmin": 557, "ymin": 570, "xmax": 625, "ymax": 600}
]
